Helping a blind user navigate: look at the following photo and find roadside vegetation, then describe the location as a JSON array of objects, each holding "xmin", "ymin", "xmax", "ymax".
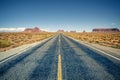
[
  {"xmin": 64, "ymin": 32, "xmax": 120, "ymax": 49},
  {"xmin": 0, "ymin": 32, "xmax": 55, "ymax": 52}
]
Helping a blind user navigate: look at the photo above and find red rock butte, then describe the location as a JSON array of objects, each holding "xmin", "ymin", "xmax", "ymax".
[
  {"xmin": 24, "ymin": 27, "xmax": 41, "ymax": 32},
  {"xmin": 57, "ymin": 29, "xmax": 64, "ymax": 32},
  {"xmin": 92, "ymin": 28, "xmax": 120, "ymax": 32}
]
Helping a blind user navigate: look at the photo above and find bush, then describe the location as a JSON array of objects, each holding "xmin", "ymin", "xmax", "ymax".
[{"xmin": 0, "ymin": 40, "xmax": 11, "ymax": 48}]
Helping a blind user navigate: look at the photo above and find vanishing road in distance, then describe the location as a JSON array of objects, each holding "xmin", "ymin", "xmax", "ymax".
[{"xmin": 0, "ymin": 34, "xmax": 120, "ymax": 80}]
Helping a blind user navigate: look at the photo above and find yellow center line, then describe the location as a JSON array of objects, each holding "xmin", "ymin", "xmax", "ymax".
[{"xmin": 57, "ymin": 54, "xmax": 62, "ymax": 80}]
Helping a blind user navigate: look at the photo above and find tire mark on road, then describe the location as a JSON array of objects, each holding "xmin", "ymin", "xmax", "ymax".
[{"xmin": 29, "ymin": 37, "xmax": 58, "ymax": 80}]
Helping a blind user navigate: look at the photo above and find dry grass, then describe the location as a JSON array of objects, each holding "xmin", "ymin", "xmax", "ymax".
[
  {"xmin": 0, "ymin": 32, "xmax": 56, "ymax": 52},
  {"xmin": 64, "ymin": 32, "xmax": 120, "ymax": 49}
]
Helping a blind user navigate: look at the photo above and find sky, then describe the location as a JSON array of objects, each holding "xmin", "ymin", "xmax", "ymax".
[{"xmin": 0, "ymin": 0, "xmax": 120, "ymax": 32}]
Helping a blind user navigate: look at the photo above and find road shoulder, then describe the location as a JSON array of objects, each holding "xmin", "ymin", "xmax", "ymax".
[
  {"xmin": 66, "ymin": 35, "xmax": 120, "ymax": 59},
  {"xmin": 0, "ymin": 37, "xmax": 52, "ymax": 62}
]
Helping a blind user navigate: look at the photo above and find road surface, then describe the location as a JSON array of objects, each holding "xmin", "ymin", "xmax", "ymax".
[{"xmin": 0, "ymin": 34, "xmax": 120, "ymax": 80}]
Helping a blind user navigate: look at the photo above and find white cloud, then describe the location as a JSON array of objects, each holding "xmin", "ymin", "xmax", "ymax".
[
  {"xmin": 0, "ymin": 27, "xmax": 52, "ymax": 32},
  {"xmin": 40, "ymin": 28, "xmax": 51, "ymax": 32},
  {"xmin": 111, "ymin": 23, "xmax": 116, "ymax": 26},
  {"xmin": 0, "ymin": 28, "xmax": 25, "ymax": 32}
]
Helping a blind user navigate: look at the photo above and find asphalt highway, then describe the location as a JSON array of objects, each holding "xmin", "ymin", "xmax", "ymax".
[{"xmin": 0, "ymin": 34, "xmax": 120, "ymax": 80}]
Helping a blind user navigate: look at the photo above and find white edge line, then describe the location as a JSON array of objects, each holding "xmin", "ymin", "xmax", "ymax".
[
  {"xmin": 0, "ymin": 36, "xmax": 53, "ymax": 64},
  {"xmin": 0, "ymin": 44, "xmax": 38, "ymax": 64},
  {"xmin": 67, "ymin": 36, "xmax": 120, "ymax": 61}
]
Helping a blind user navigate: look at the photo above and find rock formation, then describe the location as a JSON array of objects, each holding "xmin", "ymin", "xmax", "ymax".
[
  {"xmin": 24, "ymin": 27, "xmax": 40, "ymax": 32},
  {"xmin": 92, "ymin": 28, "xmax": 119, "ymax": 32}
]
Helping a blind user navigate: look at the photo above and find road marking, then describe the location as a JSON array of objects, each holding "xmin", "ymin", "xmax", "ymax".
[
  {"xmin": 57, "ymin": 54, "xmax": 62, "ymax": 80},
  {"xmin": 59, "ymin": 38, "xmax": 61, "ymax": 42},
  {"xmin": 58, "ymin": 35, "xmax": 62, "ymax": 80},
  {"xmin": 0, "ymin": 47, "xmax": 31, "ymax": 64},
  {"xmin": 0, "ymin": 37, "xmax": 53, "ymax": 64},
  {"xmin": 90, "ymin": 46, "xmax": 120, "ymax": 61},
  {"xmin": 78, "ymin": 40, "xmax": 120, "ymax": 61}
]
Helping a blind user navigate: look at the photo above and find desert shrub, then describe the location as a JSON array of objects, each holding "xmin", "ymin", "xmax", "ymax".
[
  {"xmin": 64, "ymin": 32, "xmax": 120, "ymax": 49},
  {"xmin": 0, "ymin": 32, "xmax": 56, "ymax": 52},
  {"xmin": 0, "ymin": 40, "xmax": 11, "ymax": 48},
  {"xmin": 95, "ymin": 41, "xmax": 99, "ymax": 43}
]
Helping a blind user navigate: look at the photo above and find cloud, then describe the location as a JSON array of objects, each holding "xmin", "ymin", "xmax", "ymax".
[
  {"xmin": 40, "ymin": 28, "xmax": 50, "ymax": 32},
  {"xmin": 0, "ymin": 28, "xmax": 25, "ymax": 32},
  {"xmin": 0, "ymin": 27, "xmax": 52, "ymax": 32},
  {"xmin": 111, "ymin": 23, "xmax": 116, "ymax": 26}
]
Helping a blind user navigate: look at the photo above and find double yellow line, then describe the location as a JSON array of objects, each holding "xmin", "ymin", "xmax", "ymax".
[{"xmin": 57, "ymin": 54, "xmax": 62, "ymax": 80}]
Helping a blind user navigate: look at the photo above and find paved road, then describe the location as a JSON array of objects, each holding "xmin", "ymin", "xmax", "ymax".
[{"xmin": 0, "ymin": 34, "xmax": 120, "ymax": 80}]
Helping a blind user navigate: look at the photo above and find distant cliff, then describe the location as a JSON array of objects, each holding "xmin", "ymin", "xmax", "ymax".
[
  {"xmin": 57, "ymin": 29, "xmax": 64, "ymax": 32},
  {"xmin": 24, "ymin": 27, "xmax": 40, "ymax": 32},
  {"xmin": 92, "ymin": 28, "xmax": 119, "ymax": 32}
]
